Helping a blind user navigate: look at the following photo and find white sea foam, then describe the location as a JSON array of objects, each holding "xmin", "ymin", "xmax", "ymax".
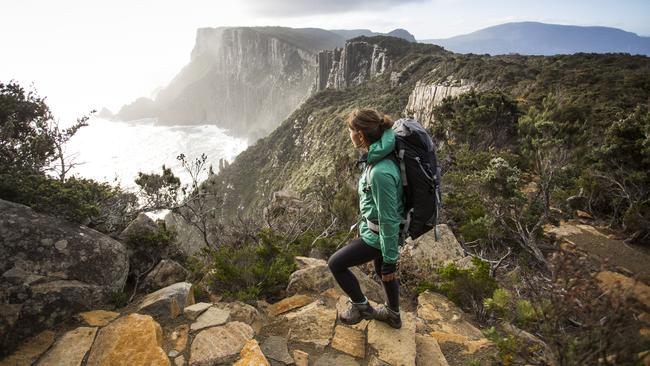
[{"xmin": 58, "ymin": 117, "xmax": 248, "ymax": 193}]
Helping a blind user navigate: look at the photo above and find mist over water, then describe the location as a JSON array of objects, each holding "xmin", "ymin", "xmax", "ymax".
[{"xmin": 60, "ymin": 117, "xmax": 248, "ymax": 192}]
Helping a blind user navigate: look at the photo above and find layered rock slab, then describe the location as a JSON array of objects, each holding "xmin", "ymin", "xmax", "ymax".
[
  {"xmin": 189, "ymin": 321, "xmax": 254, "ymax": 365},
  {"xmin": 367, "ymin": 312, "xmax": 417, "ymax": 366},
  {"xmin": 36, "ymin": 327, "xmax": 97, "ymax": 366}
]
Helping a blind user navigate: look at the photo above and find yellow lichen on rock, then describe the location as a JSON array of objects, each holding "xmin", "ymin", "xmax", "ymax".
[{"xmin": 85, "ymin": 313, "xmax": 169, "ymax": 366}]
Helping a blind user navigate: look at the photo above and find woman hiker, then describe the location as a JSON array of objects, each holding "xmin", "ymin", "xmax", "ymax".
[{"xmin": 327, "ymin": 108, "xmax": 404, "ymax": 329}]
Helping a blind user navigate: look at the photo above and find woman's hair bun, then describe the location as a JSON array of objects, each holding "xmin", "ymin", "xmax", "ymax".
[{"xmin": 381, "ymin": 113, "xmax": 394, "ymax": 129}]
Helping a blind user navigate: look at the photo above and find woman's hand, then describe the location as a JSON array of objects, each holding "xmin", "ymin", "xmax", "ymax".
[{"xmin": 381, "ymin": 262, "xmax": 398, "ymax": 282}]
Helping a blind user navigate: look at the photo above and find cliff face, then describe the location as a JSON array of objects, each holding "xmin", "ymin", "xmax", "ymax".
[
  {"xmin": 316, "ymin": 41, "xmax": 390, "ymax": 91},
  {"xmin": 115, "ymin": 27, "xmax": 417, "ymax": 142},
  {"xmin": 404, "ymin": 79, "xmax": 476, "ymax": 128},
  {"xmin": 154, "ymin": 27, "xmax": 321, "ymax": 142}
]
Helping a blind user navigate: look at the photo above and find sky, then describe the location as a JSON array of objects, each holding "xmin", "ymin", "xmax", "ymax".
[{"xmin": 1, "ymin": 0, "xmax": 648, "ymax": 125}]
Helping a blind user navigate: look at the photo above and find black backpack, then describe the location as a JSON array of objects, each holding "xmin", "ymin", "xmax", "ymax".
[{"xmin": 362, "ymin": 117, "xmax": 442, "ymax": 242}]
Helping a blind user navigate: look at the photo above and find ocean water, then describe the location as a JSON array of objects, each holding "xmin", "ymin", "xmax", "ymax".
[{"xmin": 60, "ymin": 117, "xmax": 248, "ymax": 193}]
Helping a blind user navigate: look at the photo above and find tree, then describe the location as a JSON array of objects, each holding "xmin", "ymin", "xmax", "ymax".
[
  {"xmin": 45, "ymin": 113, "xmax": 95, "ymax": 182},
  {"xmin": 591, "ymin": 105, "xmax": 650, "ymax": 241},
  {"xmin": 0, "ymin": 81, "xmax": 92, "ymax": 182},
  {"xmin": 134, "ymin": 152, "xmax": 224, "ymax": 247},
  {"xmin": 0, "ymin": 81, "xmax": 55, "ymax": 173}
]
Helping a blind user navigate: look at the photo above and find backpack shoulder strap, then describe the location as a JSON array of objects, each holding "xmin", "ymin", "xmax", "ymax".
[{"xmin": 364, "ymin": 150, "xmax": 405, "ymax": 189}]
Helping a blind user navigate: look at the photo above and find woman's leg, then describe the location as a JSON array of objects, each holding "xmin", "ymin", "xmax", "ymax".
[
  {"xmin": 327, "ymin": 237, "xmax": 382, "ymax": 303},
  {"xmin": 373, "ymin": 256, "xmax": 400, "ymax": 313}
]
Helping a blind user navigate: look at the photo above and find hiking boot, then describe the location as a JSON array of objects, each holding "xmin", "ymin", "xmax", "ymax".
[
  {"xmin": 339, "ymin": 297, "xmax": 375, "ymax": 325},
  {"xmin": 374, "ymin": 303, "xmax": 402, "ymax": 329}
]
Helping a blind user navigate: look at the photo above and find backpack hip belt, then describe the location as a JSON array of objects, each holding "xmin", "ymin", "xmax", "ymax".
[{"xmin": 365, "ymin": 211, "xmax": 413, "ymax": 246}]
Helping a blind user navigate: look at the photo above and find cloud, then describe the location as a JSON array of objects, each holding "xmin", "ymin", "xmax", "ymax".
[{"xmin": 241, "ymin": 0, "xmax": 430, "ymax": 17}]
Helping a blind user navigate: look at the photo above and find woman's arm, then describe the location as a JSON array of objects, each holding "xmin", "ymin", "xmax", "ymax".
[{"xmin": 370, "ymin": 168, "xmax": 401, "ymax": 270}]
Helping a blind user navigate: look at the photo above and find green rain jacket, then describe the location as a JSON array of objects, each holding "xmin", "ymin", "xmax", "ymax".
[{"xmin": 357, "ymin": 128, "xmax": 404, "ymax": 264}]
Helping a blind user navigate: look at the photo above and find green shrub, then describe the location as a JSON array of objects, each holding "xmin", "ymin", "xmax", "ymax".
[
  {"xmin": 125, "ymin": 221, "xmax": 175, "ymax": 251},
  {"xmin": 205, "ymin": 228, "xmax": 299, "ymax": 304},
  {"xmin": 484, "ymin": 288, "xmax": 539, "ymax": 326},
  {"xmin": 0, "ymin": 172, "xmax": 137, "ymax": 234},
  {"xmin": 437, "ymin": 257, "xmax": 498, "ymax": 319},
  {"xmin": 414, "ymin": 280, "xmax": 436, "ymax": 295}
]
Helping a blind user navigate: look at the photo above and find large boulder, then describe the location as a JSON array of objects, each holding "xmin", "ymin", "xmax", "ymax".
[
  {"xmin": 0, "ymin": 199, "xmax": 129, "ymax": 354},
  {"xmin": 142, "ymin": 259, "xmax": 189, "ymax": 291},
  {"xmin": 138, "ymin": 282, "xmax": 195, "ymax": 320},
  {"xmin": 118, "ymin": 211, "xmax": 159, "ymax": 242}
]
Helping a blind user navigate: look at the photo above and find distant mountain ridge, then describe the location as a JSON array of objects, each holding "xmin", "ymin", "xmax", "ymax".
[{"xmin": 420, "ymin": 22, "xmax": 650, "ymax": 56}]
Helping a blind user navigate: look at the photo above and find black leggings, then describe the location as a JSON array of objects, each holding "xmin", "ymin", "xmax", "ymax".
[{"xmin": 327, "ymin": 237, "xmax": 400, "ymax": 312}]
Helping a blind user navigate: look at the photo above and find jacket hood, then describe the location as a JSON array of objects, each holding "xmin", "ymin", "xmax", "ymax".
[{"xmin": 367, "ymin": 128, "xmax": 396, "ymax": 165}]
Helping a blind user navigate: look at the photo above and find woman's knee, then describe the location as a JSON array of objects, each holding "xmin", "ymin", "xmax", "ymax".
[{"xmin": 327, "ymin": 250, "xmax": 342, "ymax": 272}]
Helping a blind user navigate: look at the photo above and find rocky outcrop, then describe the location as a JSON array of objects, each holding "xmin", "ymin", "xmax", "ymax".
[
  {"xmin": 0, "ymin": 199, "xmax": 129, "ymax": 353},
  {"xmin": 417, "ymin": 291, "xmax": 492, "ymax": 357},
  {"xmin": 317, "ymin": 40, "xmax": 391, "ymax": 91},
  {"xmin": 595, "ymin": 271, "xmax": 650, "ymax": 308},
  {"xmin": 401, "ymin": 224, "xmax": 470, "ymax": 268},
  {"xmin": 404, "ymin": 79, "xmax": 475, "ymax": 128}
]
